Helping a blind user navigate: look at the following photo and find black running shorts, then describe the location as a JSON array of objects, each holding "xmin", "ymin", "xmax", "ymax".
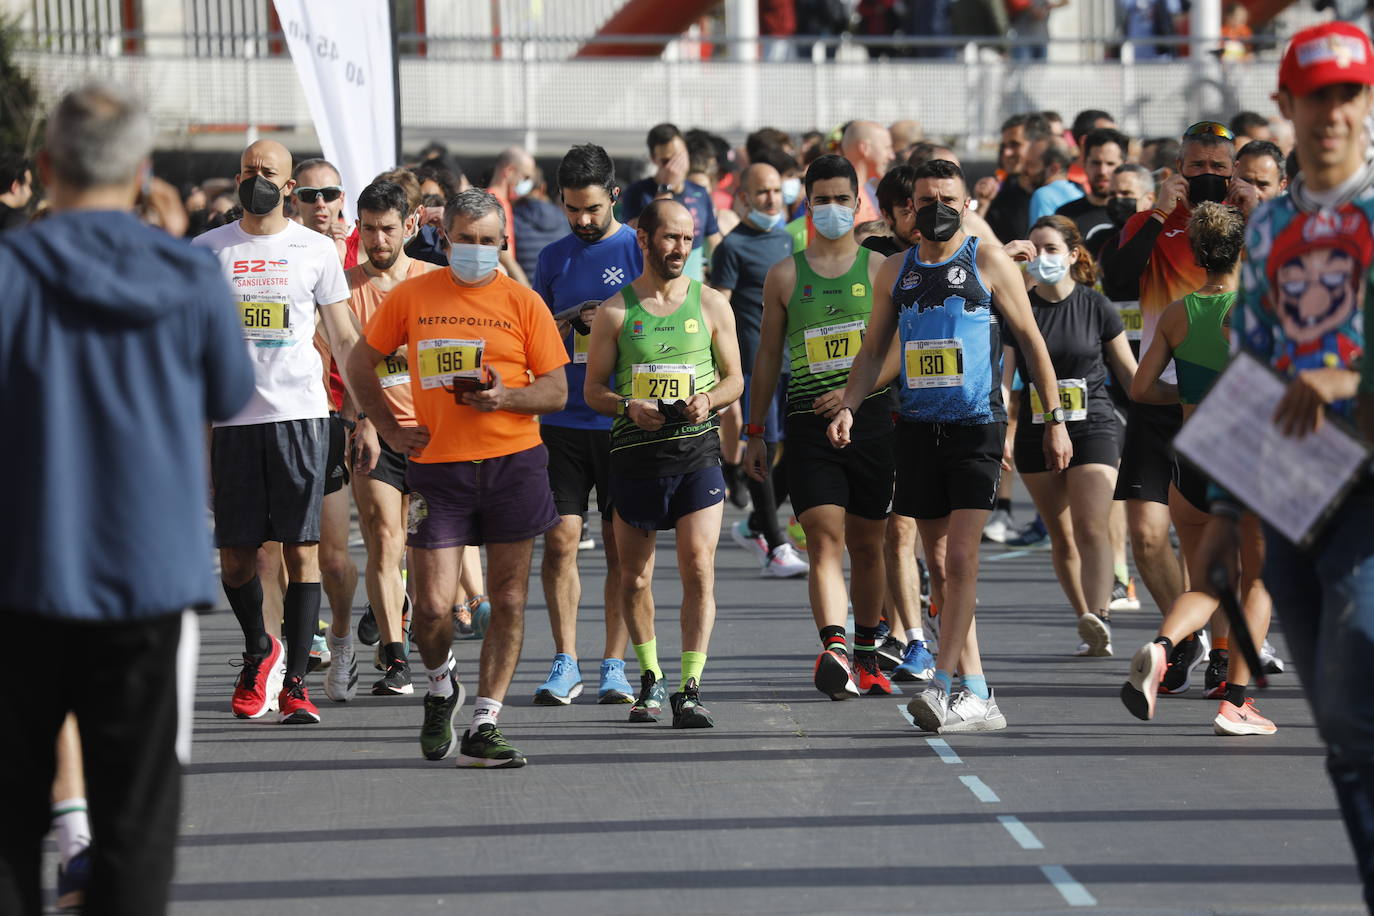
[
  {"xmin": 211, "ymin": 418, "xmax": 328, "ymax": 547},
  {"xmin": 1114, "ymin": 402, "xmax": 1182, "ymax": 505},
  {"xmin": 324, "ymin": 413, "xmax": 350, "ymax": 496},
  {"xmin": 363, "ymin": 434, "xmax": 410, "ymax": 494},
  {"xmin": 541, "ymin": 424, "xmax": 612, "ymax": 519},
  {"xmin": 893, "ymin": 420, "xmax": 1004, "ymax": 521},
  {"xmin": 1014, "ymin": 427, "xmax": 1121, "ymax": 474},
  {"xmin": 786, "ymin": 428, "xmax": 895, "ymax": 521}
]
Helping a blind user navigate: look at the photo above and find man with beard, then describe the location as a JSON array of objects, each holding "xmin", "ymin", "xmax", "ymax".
[
  {"xmin": 1057, "ymin": 128, "xmax": 1129, "ymax": 243},
  {"xmin": 529, "ymin": 144, "xmax": 643, "ymax": 707},
  {"xmin": 583, "ymin": 200, "xmax": 744, "ymax": 729},
  {"xmin": 342, "ymin": 180, "xmax": 439, "ymax": 699}
]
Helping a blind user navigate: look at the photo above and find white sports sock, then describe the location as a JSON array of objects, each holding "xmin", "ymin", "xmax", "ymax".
[
  {"xmin": 471, "ymin": 696, "xmax": 502, "ymax": 729},
  {"xmin": 905, "ymin": 627, "xmax": 924, "ymax": 644},
  {"xmin": 425, "ymin": 655, "xmax": 455, "ymax": 697},
  {"xmin": 327, "ymin": 630, "xmax": 352, "ymax": 652},
  {"xmin": 52, "ymin": 799, "xmax": 90, "ymax": 866}
]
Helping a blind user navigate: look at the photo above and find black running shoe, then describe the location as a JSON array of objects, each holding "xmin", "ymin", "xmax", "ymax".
[
  {"xmin": 876, "ymin": 634, "xmax": 907, "ymax": 671},
  {"xmin": 1160, "ymin": 633, "xmax": 1207, "ymax": 694},
  {"xmin": 456, "ymin": 723, "xmax": 527, "ymax": 768},
  {"xmin": 419, "ymin": 683, "xmax": 466, "ymax": 760},
  {"xmin": 669, "ymin": 678, "xmax": 715, "ymax": 729},
  {"xmin": 1203, "ymin": 649, "xmax": 1229, "ymax": 699},
  {"xmin": 629, "ymin": 669, "xmax": 667, "ymax": 722},
  {"xmin": 372, "ymin": 656, "xmax": 414, "ymax": 696},
  {"xmin": 357, "ymin": 603, "xmax": 380, "ymax": 646}
]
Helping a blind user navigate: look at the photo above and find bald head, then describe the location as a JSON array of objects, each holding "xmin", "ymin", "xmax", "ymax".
[
  {"xmin": 637, "ymin": 199, "xmax": 694, "ymax": 280},
  {"xmin": 841, "ymin": 120, "xmax": 894, "ymax": 179},
  {"xmin": 236, "ymin": 140, "xmax": 294, "ymax": 217},
  {"xmin": 493, "ymin": 146, "xmax": 535, "ymax": 198},
  {"xmin": 889, "ymin": 119, "xmax": 924, "ymax": 151},
  {"xmin": 740, "ymin": 162, "xmax": 783, "ymax": 221}
]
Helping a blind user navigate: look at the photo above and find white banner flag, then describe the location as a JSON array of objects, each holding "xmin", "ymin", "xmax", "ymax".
[{"xmin": 272, "ymin": 0, "xmax": 396, "ymax": 223}]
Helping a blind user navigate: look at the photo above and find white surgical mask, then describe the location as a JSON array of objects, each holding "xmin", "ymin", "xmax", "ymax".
[
  {"xmin": 781, "ymin": 177, "xmax": 802, "ymax": 205},
  {"xmin": 1027, "ymin": 253, "xmax": 1070, "ymax": 285},
  {"xmin": 514, "ymin": 177, "xmax": 535, "ymax": 197},
  {"xmin": 449, "ymin": 243, "xmax": 501, "ymax": 283}
]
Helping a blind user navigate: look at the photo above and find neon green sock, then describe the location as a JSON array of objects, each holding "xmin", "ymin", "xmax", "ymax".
[
  {"xmin": 681, "ymin": 650, "xmax": 707, "ymax": 690},
  {"xmin": 1113, "ymin": 561, "xmax": 1129, "ymax": 583},
  {"xmin": 633, "ymin": 639, "xmax": 663, "ymax": 682}
]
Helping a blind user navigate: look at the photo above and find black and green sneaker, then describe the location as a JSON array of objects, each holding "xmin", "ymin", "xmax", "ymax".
[
  {"xmin": 669, "ymin": 678, "xmax": 714, "ymax": 729},
  {"xmin": 419, "ymin": 680, "xmax": 466, "ymax": 761},
  {"xmin": 628, "ymin": 669, "xmax": 667, "ymax": 723},
  {"xmin": 456, "ymin": 723, "xmax": 527, "ymax": 769}
]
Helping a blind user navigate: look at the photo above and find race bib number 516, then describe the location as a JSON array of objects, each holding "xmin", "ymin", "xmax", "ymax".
[{"xmin": 238, "ymin": 295, "xmax": 290, "ymax": 341}]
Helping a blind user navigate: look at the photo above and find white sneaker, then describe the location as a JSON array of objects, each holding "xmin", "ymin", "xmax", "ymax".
[
  {"xmin": 1076, "ymin": 612, "xmax": 1113, "ymax": 657},
  {"xmin": 982, "ymin": 508, "xmax": 1015, "ymax": 543},
  {"xmin": 578, "ymin": 536, "xmax": 595, "ymax": 551},
  {"xmin": 731, "ymin": 519, "xmax": 769, "ymax": 564},
  {"xmin": 762, "ymin": 542, "xmax": 808, "ymax": 578},
  {"xmin": 939, "ymin": 688, "xmax": 1008, "ymax": 733},
  {"xmin": 907, "ymin": 681, "xmax": 950, "ymax": 732},
  {"xmin": 324, "ymin": 640, "xmax": 358, "ymax": 702},
  {"xmin": 1259, "ymin": 639, "xmax": 1285, "ymax": 674}
]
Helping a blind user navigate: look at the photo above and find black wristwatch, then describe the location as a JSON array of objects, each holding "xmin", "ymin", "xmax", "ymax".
[
  {"xmin": 656, "ymin": 182, "xmax": 673, "ymax": 196},
  {"xmin": 1043, "ymin": 407, "xmax": 1066, "ymax": 424}
]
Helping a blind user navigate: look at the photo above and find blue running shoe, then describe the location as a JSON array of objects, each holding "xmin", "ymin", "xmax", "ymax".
[
  {"xmin": 1004, "ymin": 516, "xmax": 1049, "ymax": 548},
  {"xmin": 469, "ymin": 595, "xmax": 491, "ymax": 639},
  {"xmin": 893, "ymin": 640, "xmax": 936, "ymax": 682},
  {"xmin": 597, "ymin": 658, "xmax": 635, "ymax": 704},
  {"xmin": 533, "ymin": 653, "xmax": 583, "ymax": 705},
  {"xmin": 57, "ymin": 845, "xmax": 91, "ymax": 912}
]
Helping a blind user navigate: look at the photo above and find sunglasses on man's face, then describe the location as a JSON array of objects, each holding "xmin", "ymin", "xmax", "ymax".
[
  {"xmin": 1183, "ymin": 121, "xmax": 1236, "ymax": 142},
  {"xmin": 294, "ymin": 186, "xmax": 343, "ymax": 204}
]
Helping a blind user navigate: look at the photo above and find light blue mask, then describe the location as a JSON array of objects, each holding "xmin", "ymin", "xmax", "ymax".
[
  {"xmin": 748, "ymin": 208, "xmax": 783, "ymax": 231},
  {"xmin": 782, "ymin": 177, "xmax": 802, "ymax": 205},
  {"xmin": 811, "ymin": 203, "xmax": 855, "ymax": 240},
  {"xmin": 514, "ymin": 177, "xmax": 535, "ymax": 197},
  {"xmin": 449, "ymin": 243, "xmax": 501, "ymax": 283},
  {"xmin": 1027, "ymin": 253, "xmax": 1070, "ymax": 285}
]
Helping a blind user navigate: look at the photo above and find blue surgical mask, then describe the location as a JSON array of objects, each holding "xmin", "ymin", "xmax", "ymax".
[
  {"xmin": 449, "ymin": 243, "xmax": 501, "ymax": 283},
  {"xmin": 782, "ymin": 177, "xmax": 802, "ymax": 205},
  {"xmin": 748, "ymin": 208, "xmax": 783, "ymax": 231},
  {"xmin": 811, "ymin": 203, "xmax": 854, "ymax": 240},
  {"xmin": 1027, "ymin": 253, "xmax": 1069, "ymax": 285},
  {"xmin": 514, "ymin": 177, "xmax": 535, "ymax": 197}
]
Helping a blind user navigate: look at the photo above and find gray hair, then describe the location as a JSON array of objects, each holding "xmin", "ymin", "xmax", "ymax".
[
  {"xmin": 444, "ymin": 187, "xmax": 505, "ymax": 235},
  {"xmin": 44, "ymin": 83, "xmax": 152, "ymax": 189}
]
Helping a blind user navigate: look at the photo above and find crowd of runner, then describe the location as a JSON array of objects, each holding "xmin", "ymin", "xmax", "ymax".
[{"xmin": 5, "ymin": 18, "xmax": 1374, "ymax": 915}]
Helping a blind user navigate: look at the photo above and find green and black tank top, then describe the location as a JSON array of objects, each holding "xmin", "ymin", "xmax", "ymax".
[
  {"xmin": 784, "ymin": 247, "xmax": 893, "ymax": 441},
  {"xmin": 611, "ymin": 279, "xmax": 721, "ymax": 477},
  {"xmin": 1174, "ymin": 290, "xmax": 1234, "ymax": 408}
]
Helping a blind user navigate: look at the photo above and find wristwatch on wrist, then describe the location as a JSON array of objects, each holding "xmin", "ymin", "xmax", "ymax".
[
  {"xmin": 616, "ymin": 398, "xmax": 629, "ymax": 417},
  {"xmin": 656, "ymin": 182, "xmax": 673, "ymax": 196},
  {"xmin": 1043, "ymin": 407, "xmax": 1066, "ymax": 424},
  {"xmin": 744, "ymin": 423, "xmax": 766, "ymax": 436}
]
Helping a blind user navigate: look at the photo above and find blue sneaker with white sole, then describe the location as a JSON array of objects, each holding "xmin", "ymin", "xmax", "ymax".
[
  {"xmin": 533, "ymin": 653, "xmax": 583, "ymax": 705},
  {"xmin": 597, "ymin": 658, "xmax": 635, "ymax": 704},
  {"xmin": 892, "ymin": 640, "xmax": 936, "ymax": 682}
]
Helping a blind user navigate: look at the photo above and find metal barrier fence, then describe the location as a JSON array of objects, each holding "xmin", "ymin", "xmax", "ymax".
[{"xmin": 14, "ymin": 32, "xmax": 1283, "ymax": 153}]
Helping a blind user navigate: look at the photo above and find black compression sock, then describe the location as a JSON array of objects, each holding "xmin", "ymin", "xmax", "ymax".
[
  {"xmin": 1153, "ymin": 636, "xmax": 1174, "ymax": 656},
  {"xmin": 383, "ymin": 641, "xmax": 407, "ymax": 666},
  {"xmin": 746, "ymin": 442, "xmax": 786, "ymax": 550},
  {"xmin": 1224, "ymin": 681, "xmax": 1247, "ymax": 708},
  {"xmin": 995, "ymin": 497, "xmax": 1012, "ymax": 512},
  {"xmin": 819, "ymin": 625, "xmax": 847, "ymax": 654},
  {"xmin": 282, "ymin": 582, "xmax": 322, "ymax": 682},
  {"xmin": 855, "ymin": 623, "xmax": 880, "ymax": 654},
  {"xmin": 224, "ymin": 576, "xmax": 269, "ymax": 657}
]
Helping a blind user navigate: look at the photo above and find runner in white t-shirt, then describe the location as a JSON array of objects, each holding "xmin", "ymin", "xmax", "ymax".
[{"xmin": 191, "ymin": 140, "xmax": 360, "ymax": 726}]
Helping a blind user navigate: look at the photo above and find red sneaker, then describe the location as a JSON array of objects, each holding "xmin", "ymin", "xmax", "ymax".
[
  {"xmin": 1213, "ymin": 698, "xmax": 1276, "ymax": 736},
  {"xmin": 232, "ymin": 635, "xmax": 285, "ymax": 719},
  {"xmin": 813, "ymin": 648, "xmax": 859, "ymax": 701},
  {"xmin": 279, "ymin": 676, "xmax": 321, "ymax": 724},
  {"xmin": 854, "ymin": 652, "xmax": 897, "ymax": 695}
]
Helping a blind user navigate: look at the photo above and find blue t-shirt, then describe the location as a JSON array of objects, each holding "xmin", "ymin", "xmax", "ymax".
[
  {"xmin": 710, "ymin": 220, "xmax": 795, "ymax": 370},
  {"xmin": 534, "ymin": 224, "xmax": 644, "ymax": 430},
  {"xmin": 1029, "ymin": 179, "xmax": 1085, "ymax": 226},
  {"xmin": 622, "ymin": 178, "xmax": 719, "ymax": 281},
  {"xmin": 891, "ymin": 236, "xmax": 1006, "ymax": 425}
]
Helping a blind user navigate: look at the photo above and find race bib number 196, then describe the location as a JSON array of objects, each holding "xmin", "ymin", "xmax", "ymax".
[
  {"xmin": 417, "ymin": 338, "xmax": 484, "ymax": 390},
  {"xmin": 904, "ymin": 338, "xmax": 965, "ymax": 389},
  {"xmin": 631, "ymin": 363, "xmax": 694, "ymax": 401}
]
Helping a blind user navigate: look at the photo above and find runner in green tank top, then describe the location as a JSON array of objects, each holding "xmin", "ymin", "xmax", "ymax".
[
  {"xmin": 584, "ymin": 200, "xmax": 744, "ymax": 730},
  {"xmin": 744, "ymin": 154, "xmax": 903, "ymax": 703},
  {"xmin": 1172, "ymin": 290, "xmax": 1235, "ymax": 408}
]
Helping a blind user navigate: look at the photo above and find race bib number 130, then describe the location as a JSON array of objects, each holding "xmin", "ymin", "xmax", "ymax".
[
  {"xmin": 417, "ymin": 338, "xmax": 484, "ymax": 390},
  {"xmin": 904, "ymin": 338, "xmax": 965, "ymax": 389}
]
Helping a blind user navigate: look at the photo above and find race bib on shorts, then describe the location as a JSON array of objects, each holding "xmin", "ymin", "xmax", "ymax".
[
  {"xmin": 376, "ymin": 350, "xmax": 410, "ymax": 389},
  {"xmin": 631, "ymin": 363, "xmax": 695, "ymax": 401},
  {"xmin": 416, "ymin": 338, "xmax": 484, "ymax": 390},
  {"xmin": 1030, "ymin": 378, "xmax": 1089, "ymax": 423},
  {"xmin": 805, "ymin": 320, "xmax": 864, "ymax": 373},
  {"xmin": 238, "ymin": 294, "xmax": 290, "ymax": 342},
  {"xmin": 1118, "ymin": 301, "xmax": 1143, "ymax": 342},
  {"xmin": 904, "ymin": 338, "xmax": 964, "ymax": 389}
]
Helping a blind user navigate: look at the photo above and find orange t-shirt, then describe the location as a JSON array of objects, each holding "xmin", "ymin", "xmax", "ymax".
[
  {"xmin": 1121, "ymin": 205, "xmax": 1205, "ymax": 373},
  {"xmin": 346, "ymin": 259, "xmax": 438, "ymax": 428},
  {"xmin": 364, "ymin": 269, "xmax": 568, "ymax": 463}
]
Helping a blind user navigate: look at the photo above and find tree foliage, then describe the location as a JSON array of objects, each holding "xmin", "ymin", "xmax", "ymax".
[{"xmin": 0, "ymin": 15, "xmax": 45, "ymax": 156}]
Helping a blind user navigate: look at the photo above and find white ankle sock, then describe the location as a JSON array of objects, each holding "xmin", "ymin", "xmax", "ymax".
[
  {"xmin": 52, "ymin": 799, "xmax": 90, "ymax": 865},
  {"xmin": 905, "ymin": 627, "xmax": 924, "ymax": 644},
  {"xmin": 327, "ymin": 630, "xmax": 352, "ymax": 652},
  {"xmin": 425, "ymin": 656, "xmax": 455, "ymax": 697},
  {"xmin": 471, "ymin": 696, "xmax": 502, "ymax": 729}
]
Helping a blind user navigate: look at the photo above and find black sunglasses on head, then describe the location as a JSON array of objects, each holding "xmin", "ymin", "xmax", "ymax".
[{"xmin": 294, "ymin": 185, "xmax": 343, "ymax": 204}]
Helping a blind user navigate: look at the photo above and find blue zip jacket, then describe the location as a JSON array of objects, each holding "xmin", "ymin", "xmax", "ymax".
[{"xmin": 0, "ymin": 210, "xmax": 254, "ymax": 621}]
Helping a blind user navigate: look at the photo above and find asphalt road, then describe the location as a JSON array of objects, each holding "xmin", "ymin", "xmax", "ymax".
[{"xmin": 51, "ymin": 497, "xmax": 1362, "ymax": 915}]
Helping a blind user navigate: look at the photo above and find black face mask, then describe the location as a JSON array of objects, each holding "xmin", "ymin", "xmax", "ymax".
[
  {"xmin": 238, "ymin": 175, "xmax": 284, "ymax": 216},
  {"xmin": 1186, "ymin": 173, "xmax": 1230, "ymax": 206},
  {"xmin": 915, "ymin": 201, "xmax": 961, "ymax": 243},
  {"xmin": 1106, "ymin": 197, "xmax": 1138, "ymax": 225}
]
